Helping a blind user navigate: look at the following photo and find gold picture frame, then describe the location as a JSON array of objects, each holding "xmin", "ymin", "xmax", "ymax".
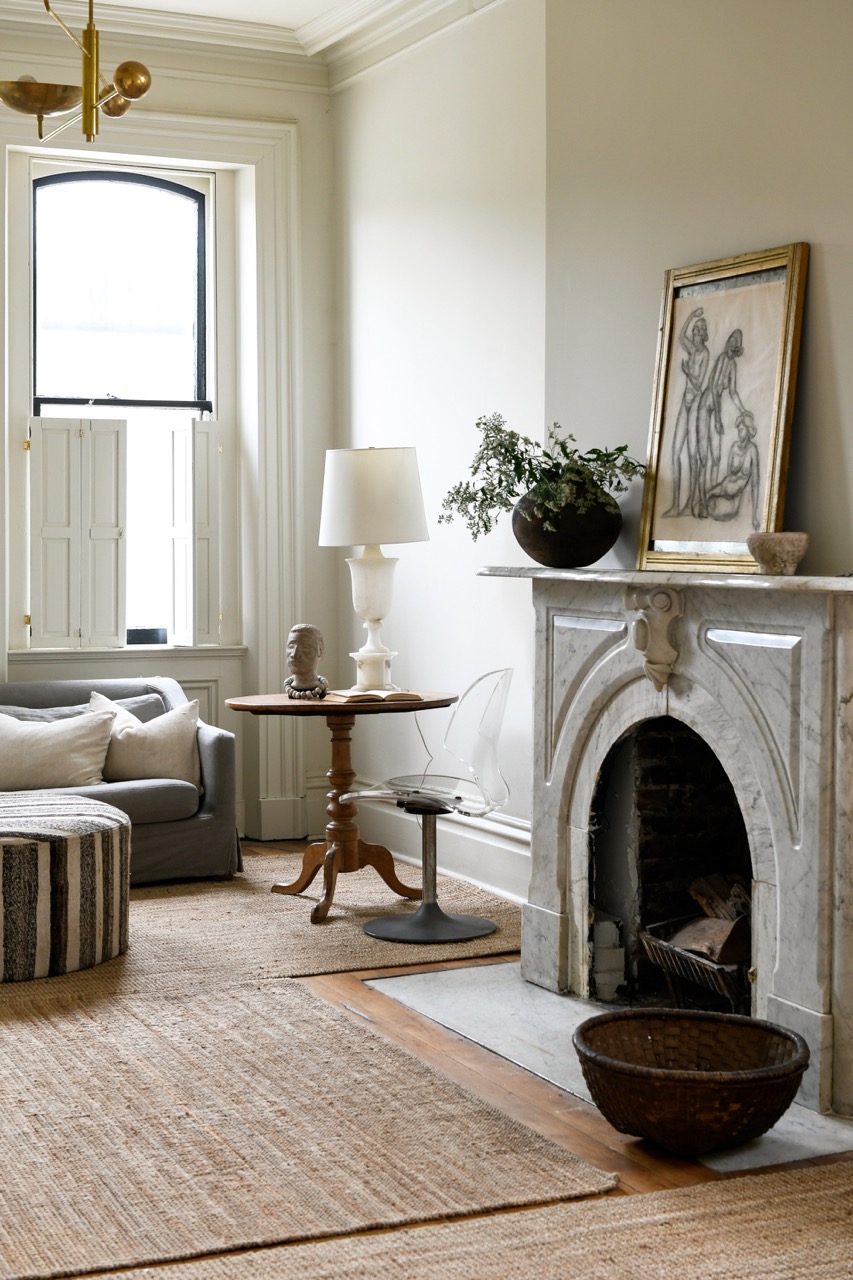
[{"xmin": 637, "ymin": 242, "xmax": 809, "ymax": 572}]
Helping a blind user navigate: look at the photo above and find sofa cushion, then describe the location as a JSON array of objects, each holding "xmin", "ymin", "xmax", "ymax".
[
  {"xmin": 0, "ymin": 693, "xmax": 167, "ymax": 724},
  {"xmin": 89, "ymin": 691, "xmax": 201, "ymax": 790},
  {"xmin": 47, "ymin": 779, "xmax": 201, "ymax": 825},
  {"xmin": 0, "ymin": 709, "xmax": 116, "ymax": 789}
]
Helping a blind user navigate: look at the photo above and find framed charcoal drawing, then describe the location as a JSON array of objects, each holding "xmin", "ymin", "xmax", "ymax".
[{"xmin": 637, "ymin": 242, "xmax": 809, "ymax": 572}]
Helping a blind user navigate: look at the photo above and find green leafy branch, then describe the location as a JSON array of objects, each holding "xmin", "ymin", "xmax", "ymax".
[{"xmin": 439, "ymin": 412, "xmax": 646, "ymax": 540}]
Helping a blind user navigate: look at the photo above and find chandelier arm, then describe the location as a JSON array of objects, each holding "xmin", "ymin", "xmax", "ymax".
[
  {"xmin": 39, "ymin": 108, "xmax": 82, "ymax": 143},
  {"xmin": 42, "ymin": 0, "xmax": 89, "ymax": 57}
]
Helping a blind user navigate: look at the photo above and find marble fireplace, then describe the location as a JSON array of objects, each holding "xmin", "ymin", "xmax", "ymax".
[{"xmin": 483, "ymin": 566, "xmax": 853, "ymax": 1115}]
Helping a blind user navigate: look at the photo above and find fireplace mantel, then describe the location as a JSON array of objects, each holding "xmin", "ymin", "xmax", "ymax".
[
  {"xmin": 481, "ymin": 564, "xmax": 853, "ymax": 595},
  {"xmin": 481, "ymin": 565, "xmax": 853, "ymax": 1115}
]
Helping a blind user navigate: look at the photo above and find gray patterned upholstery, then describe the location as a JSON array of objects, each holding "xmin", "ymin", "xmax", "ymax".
[{"xmin": 0, "ymin": 794, "xmax": 130, "ymax": 982}]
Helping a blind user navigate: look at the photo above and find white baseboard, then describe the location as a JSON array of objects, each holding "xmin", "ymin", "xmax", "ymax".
[{"xmin": 242, "ymin": 795, "xmax": 308, "ymax": 842}]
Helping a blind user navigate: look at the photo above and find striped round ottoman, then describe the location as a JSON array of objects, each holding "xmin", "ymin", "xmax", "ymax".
[{"xmin": 0, "ymin": 794, "xmax": 131, "ymax": 982}]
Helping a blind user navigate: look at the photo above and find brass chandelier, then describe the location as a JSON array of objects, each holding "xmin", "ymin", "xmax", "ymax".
[{"xmin": 0, "ymin": 0, "xmax": 151, "ymax": 142}]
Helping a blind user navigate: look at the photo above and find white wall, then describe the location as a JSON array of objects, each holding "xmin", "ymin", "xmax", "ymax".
[
  {"xmin": 331, "ymin": 0, "xmax": 546, "ymax": 892},
  {"xmin": 546, "ymin": 0, "xmax": 853, "ymax": 575}
]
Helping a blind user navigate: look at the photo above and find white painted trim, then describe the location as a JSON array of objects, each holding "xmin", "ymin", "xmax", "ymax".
[
  {"xmin": 322, "ymin": 0, "xmax": 503, "ymax": 88},
  {"xmin": 0, "ymin": 0, "xmax": 504, "ymax": 72},
  {"xmin": 299, "ymin": 0, "xmax": 453, "ymax": 55},
  {"xmin": 0, "ymin": 27, "xmax": 329, "ymax": 94},
  {"xmin": 7, "ymin": 645, "xmax": 248, "ymax": 664},
  {"xmin": 247, "ymin": 795, "xmax": 309, "ymax": 842}
]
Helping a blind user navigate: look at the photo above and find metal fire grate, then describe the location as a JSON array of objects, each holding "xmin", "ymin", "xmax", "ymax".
[{"xmin": 640, "ymin": 916, "xmax": 751, "ymax": 1014}]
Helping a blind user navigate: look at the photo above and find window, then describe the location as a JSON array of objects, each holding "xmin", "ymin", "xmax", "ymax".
[
  {"xmin": 27, "ymin": 165, "xmax": 220, "ymax": 647},
  {"xmin": 33, "ymin": 172, "xmax": 209, "ymax": 409}
]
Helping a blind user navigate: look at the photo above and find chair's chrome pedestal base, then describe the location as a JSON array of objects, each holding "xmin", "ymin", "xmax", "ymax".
[
  {"xmin": 362, "ymin": 807, "xmax": 497, "ymax": 944},
  {"xmin": 364, "ymin": 900, "xmax": 497, "ymax": 943}
]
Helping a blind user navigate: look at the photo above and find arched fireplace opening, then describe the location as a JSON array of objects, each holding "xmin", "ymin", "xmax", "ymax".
[{"xmin": 588, "ymin": 715, "xmax": 753, "ymax": 1012}]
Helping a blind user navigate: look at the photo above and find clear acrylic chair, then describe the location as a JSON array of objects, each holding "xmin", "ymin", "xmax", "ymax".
[{"xmin": 344, "ymin": 667, "xmax": 513, "ymax": 943}]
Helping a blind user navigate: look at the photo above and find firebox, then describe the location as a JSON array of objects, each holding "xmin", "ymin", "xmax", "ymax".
[{"xmin": 588, "ymin": 716, "xmax": 752, "ymax": 1009}]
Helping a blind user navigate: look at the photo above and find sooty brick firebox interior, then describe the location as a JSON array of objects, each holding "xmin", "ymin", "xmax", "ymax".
[{"xmin": 589, "ymin": 715, "xmax": 751, "ymax": 1004}]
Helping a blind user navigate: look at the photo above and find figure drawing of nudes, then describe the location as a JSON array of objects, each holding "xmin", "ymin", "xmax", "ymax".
[
  {"xmin": 705, "ymin": 412, "xmax": 761, "ymax": 529},
  {"xmin": 662, "ymin": 306, "xmax": 709, "ymax": 516},
  {"xmin": 661, "ymin": 317, "xmax": 754, "ymax": 526},
  {"xmin": 693, "ymin": 328, "xmax": 747, "ymax": 518}
]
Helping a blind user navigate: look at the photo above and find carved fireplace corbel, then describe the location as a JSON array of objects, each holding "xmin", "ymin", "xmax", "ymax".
[{"xmin": 625, "ymin": 585, "xmax": 683, "ymax": 692}]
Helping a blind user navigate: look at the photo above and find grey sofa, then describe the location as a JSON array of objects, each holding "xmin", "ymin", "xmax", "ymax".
[{"xmin": 0, "ymin": 677, "xmax": 241, "ymax": 885}]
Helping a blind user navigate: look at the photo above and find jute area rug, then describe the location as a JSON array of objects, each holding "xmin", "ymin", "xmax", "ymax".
[
  {"xmin": 0, "ymin": 851, "xmax": 521, "ymax": 1005},
  {"xmin": 0, "ymin": 982, "xmax": 612, "ymax": 1280},
  {"xmin": 0, "ymin": 854, "xmax": 611, "ymax": 1280},
  {"xmin": 87, "ymin": 1162, "xmax": 853, "ymax": 1280}
]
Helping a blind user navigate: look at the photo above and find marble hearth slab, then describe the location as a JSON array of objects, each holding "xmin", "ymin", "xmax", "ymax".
[{"xmin": 366, "ymin": 961, "xmax": 853, "ymax": 1173}]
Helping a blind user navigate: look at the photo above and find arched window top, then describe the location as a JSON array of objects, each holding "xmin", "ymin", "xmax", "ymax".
[{"xmin": 33, "ymin": 170, "xmax": 208, "ymax": 409}]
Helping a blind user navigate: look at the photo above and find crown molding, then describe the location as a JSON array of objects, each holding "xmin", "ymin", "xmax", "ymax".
[
  {"xmin": 0, "ymin": 0, "xmax": 310, "ymax": 55},
  {"xmin": 0, "ymin": 0, "xmax": 502, "ymax": 62},
  {"xmin": 296, "ymin": 0, "xmax": 416, "ymax": 56},
  {"xmin": 319, "ymin": 0, "xmax": 500, "ymax": 87}
]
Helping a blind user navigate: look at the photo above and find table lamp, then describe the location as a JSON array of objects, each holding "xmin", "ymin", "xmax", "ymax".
[{"xmin": 319, "ymin": 446, "xmax": 429, "ymax": 690}]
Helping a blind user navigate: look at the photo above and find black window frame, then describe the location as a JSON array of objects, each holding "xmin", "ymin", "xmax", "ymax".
[{"xmin": 32, "ymin": 170, "xmax": 211, "ymax": 416}]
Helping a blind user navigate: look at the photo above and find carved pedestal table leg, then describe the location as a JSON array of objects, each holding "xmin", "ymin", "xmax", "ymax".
[{"xmin": 271, "ymin": 713, "xmax": 422, "ymax": 923}]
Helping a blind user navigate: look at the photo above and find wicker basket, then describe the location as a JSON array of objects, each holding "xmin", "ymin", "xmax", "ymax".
[{"xmin": 572, "ymin": 1008, "xmax": 809, "ymax": 1156}]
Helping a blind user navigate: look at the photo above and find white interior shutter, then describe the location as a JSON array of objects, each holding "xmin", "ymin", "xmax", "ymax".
[
  {"xmin": 82, "ymin": 420, "xmax": 127, "ymax": 647},
  {"xmin": 171, "ymin": 420, "xmax": 220, "ymax": 646},
  {"xmin": 29, "ymin": 418, "xmax": 82, "ymax": 648},
  {"xmin": 170, "ymin": 422, "xmax": 194, "ymax": 645},
  {"xmin": 29, "ymin": 417, "xmax": 126, "ymax": 648},
  {"xmin": 193, "ymin": 419, "xmax": 220, "ymax": 645}
]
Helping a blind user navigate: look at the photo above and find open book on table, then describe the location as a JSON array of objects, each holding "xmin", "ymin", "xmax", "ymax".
[{"xmin": 328, "ymin": 689, "xmax": 424, "ymax": 703}]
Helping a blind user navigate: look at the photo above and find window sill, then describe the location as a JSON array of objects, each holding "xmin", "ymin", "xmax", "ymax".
[{"xmin": 8, "ymin": 645, "xmax": 248, "ymax": 663}]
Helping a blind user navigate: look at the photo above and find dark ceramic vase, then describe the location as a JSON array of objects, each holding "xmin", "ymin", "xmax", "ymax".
[{"xmin": 511, "ymin": 485, "xmax": 622, "ymax": 569}]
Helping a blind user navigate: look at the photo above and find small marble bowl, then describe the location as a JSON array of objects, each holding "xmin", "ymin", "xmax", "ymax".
[{"xmin": 747, "ymin": 531, "xmax": 809, "ymax": 576}]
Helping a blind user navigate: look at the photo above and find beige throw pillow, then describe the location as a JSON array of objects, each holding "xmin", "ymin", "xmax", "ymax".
[
  {"xmin": 88, "ymin": 691, "xmax": 201, "ymax": 789},
  {"xmin": 0, "ymin": 708, "xmax": 116, "ymax": 789}
]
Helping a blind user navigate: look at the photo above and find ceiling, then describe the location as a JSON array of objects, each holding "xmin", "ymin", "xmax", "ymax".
[
  {"xmin": 112, "ymin": 0, "xmax": 379, "ymax": 34},
  {"xmin": 0, "ymin": 0, "xmax": 413, "ymax": 55},
  {"xmin": 213, "ymin": 1, "xmax": 355, "ymax": 24}
]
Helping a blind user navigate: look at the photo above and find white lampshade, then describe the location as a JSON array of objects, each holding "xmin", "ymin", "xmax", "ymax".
[
  {"xmin": 318, "ymin": 446, "xmax": 428, "ymax": 691},
  {"xmin": 318, "ymin": 447, "xmax": 429, "ymax": 547}
]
